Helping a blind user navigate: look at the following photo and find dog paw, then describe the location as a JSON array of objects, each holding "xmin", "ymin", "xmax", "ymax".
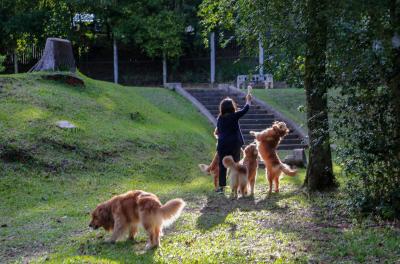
[
  {"xmin": 145, "ymin": 243, "xmax": 159, "ymax": 251},
  {"xmin": 128, "ymin": 237, "xmax": 138, "ymax": 243},
  {"xmin": 106, "ymin": 239, "xmax": 116, "ymax": 244}
]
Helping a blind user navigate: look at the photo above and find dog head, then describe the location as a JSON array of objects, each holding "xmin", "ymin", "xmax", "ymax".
[
  {"xmin": 244, "ymin": 143, "xmax": 258, "ymax": 159},
  {"xmin": 89, "ymin": 203, "xmax": 113, "ymax": 231},
  {"xmin": 272, "ymin": 121, "xmax": 289, "ymax": 137}
]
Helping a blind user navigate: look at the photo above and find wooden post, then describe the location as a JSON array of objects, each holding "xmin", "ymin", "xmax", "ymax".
[
  {"xmin": 210, "ymin": 32, "xmax": 215, "ymax": 84},
  {"xmin": 163, "ymin": 51, "xmax": 167, "ymax": 87},
  {"xmin": 258, "ymin": 38, "xmax": 264, "ymax": 75},
  {"xmin": 13, "ymin": 50, "xmax": 18, "ymax": 74},
  {"xmin": 113, "ymin": 37, "xmax": 119, "ymax": 84}
]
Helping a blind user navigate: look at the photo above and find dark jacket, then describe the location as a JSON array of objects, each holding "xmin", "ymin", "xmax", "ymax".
[{"xmin": 216, "ymin": 104, "xmax": 250, "ymax": 151}]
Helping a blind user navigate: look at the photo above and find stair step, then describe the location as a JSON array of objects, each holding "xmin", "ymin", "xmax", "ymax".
[
  {"xmin": 208, "ymin": 110, "xmax": 270, "ymax": 116},
  {"xmin": 239, "ymin": 119, "xmax": 276, "ymax": 124},
  {"xmin": 243, "ymin": 133, "xmax": 300, "ymax": 140},
  {"xmin": 203, "ymin": 104, "xmax": 261, "ymax": 109},
  {"xmin": 241, "ymin": 128, "xmax": 295, "ymax": 134},
  {"xmin": 187, "ymin": 89, "xmax": 307, "ymax": 151}
]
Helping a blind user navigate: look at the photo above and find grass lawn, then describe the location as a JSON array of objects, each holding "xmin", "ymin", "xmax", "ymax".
[
  {"xmin": 1, "ymin": 74, "xmax": 399, "ymax": 263},
  {"xmin": 253, "ymin": 88, "xmax": 307, "ymax": 130}
]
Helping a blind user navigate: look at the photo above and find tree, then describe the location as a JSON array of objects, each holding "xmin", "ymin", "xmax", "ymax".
[
  {"xmin": 328, "ymin": 0, "xmax": 400, "ymax": 217},
  {"xmin": 117, "ymin": 0, "xmax": 185, "ymax": 85},
  {"xmin": 199, "ymin": 0, "xmax": 336, "ymax": 191},
  {"xmin": 0, "ymin": 54, "xmax": 5, "ymax": 72},
  {"xmin": 302, "ymin": 0, "xmax": 335, "ymax": 190},
  {"xmin": 0, "ymin": 0, "xmax": 46, "ymax": 73}
]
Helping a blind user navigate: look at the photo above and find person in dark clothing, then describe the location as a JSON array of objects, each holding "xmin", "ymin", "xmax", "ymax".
[{"xmin": 215, "ymin": 93, "xmax": 252, "ymax": 193}]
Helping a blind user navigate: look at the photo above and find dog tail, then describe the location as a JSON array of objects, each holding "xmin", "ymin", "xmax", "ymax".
[
  {"xmin": 223, "ymin": 156, "xmax": 247, "ymax": 173},
  {"xmin": 222, "ymin": 156, "xmax": 235, "ymax": 169},
  {"xmin": 160, "ymin": 198, "xmax": 186, "ymax": 227},
  {"xmin": 198, "ymin": 164, "xmax": 210, "ymax": 174},
  {"xmin": 280, "ymin": 162, "xmax": 297, "ymax": 176}
]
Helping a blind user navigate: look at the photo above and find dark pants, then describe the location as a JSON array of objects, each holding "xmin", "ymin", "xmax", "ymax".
[{"xmin": 217, "ymin": 146, "xmax": 241, "ymax": 187}]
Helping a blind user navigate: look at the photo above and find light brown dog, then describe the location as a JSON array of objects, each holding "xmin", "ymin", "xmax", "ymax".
[
  {"xmin": 89, "ymin": 190, "xmax": 185, "ymax": 250},
  {"xmin": 222, "ymin": 144, "xmax": 259, "ymax": 198},
  {"xmin": 250, "ymin": 122, "xmax": 297, "ymax": 194},
  {"xmin": 242, "ymin": 143, "xmax": 259, "ymax": 195},
  {"xmin": 198, "ymin": 153, "xmax": 220, "ymax": 191},
  {"xmin": 222, "ymin": 155, "xmax": 248, "ymax": 198}
]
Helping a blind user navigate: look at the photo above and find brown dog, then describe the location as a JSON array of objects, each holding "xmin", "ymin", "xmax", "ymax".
[
  {"xmin": 242, "ymin": 144, "xmax": 259, "ymax": 195},
  {"xmin": 198, "ymin": 153, "xmax": 220, "ymax": 191},
  {"xmin": 222, "ymin": 155, "xmax": 248, "ymax": 198},
  {"xmin": 222, "ymin": 144, "xmax": 259, "ymax": 198},
  {"xmin": 89, "ymin": 190, "xmax": 185, "ymax": 250},
  {"xmin": 250, "ymin": 122, "xmax": 297, "ymax": 194}
]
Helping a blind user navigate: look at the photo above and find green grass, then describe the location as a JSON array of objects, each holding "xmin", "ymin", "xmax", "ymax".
[
  {"xmin": 253, "ymin": 89, "xmax": 306, "ymax": 130},
  {"xmin": 1, "ymin": 74, "xmax": 399, "ymax": 263}
]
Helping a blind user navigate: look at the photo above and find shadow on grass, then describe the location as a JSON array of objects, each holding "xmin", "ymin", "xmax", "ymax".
[
  {"xmin": 196, "ymin": 190, "xmax": 299, "ymax": 231},
  {"xmin": 68, "ymin": 237, "xmax": 156, "ymax": 263}
]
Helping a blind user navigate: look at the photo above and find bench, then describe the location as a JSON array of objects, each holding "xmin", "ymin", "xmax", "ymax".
[{"xmin": 237, "ymin": 74, "xmax": 273, "ymax": 89}]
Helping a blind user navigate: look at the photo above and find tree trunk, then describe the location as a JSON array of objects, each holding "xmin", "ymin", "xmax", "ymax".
[
  {"xmin": 30, "ymin": 38, "xmax": 76, "ymax": 72},
  {"xmin": 303, "ymin": 0, "xmax": 336, "ymax": 191},
  {"xmin": 113, "ymin": 37, "xmax": 119, "ymax": 84},
  {"xmin": 13, "ymin": 51, "xmax": 18, "ymax": 74},
  {"xmin": 163, "ymin": 51, "xmax": 167, "ymax": 87}
]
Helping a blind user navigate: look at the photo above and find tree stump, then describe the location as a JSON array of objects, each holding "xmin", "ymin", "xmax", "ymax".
[
  {"xmin": 30, "ymin": 38, "xmax": 76, "ymax": 72},
  {"xmin": 283, "ymin": 148, "xmax": 308, "ymax": 168}
]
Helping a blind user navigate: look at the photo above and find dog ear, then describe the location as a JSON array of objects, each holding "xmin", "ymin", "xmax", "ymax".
[{"xmin": 99, "ymin": 205, "xmax": 112, "ymax": 223}]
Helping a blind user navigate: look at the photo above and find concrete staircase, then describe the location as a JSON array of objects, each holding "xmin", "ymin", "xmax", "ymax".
[{"xmin": 186, "ymin": 88, "xmax": 307, "ymax": 150}]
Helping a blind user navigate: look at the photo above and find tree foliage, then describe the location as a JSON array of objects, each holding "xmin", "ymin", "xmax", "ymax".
[
  {"xmin": 0, "ymin": 54, "xmax": 5, "ymax": 72},
  {"xmin": 199, "ymin": 0, "xmax": 400, "ymax": 217},
  {"xmin": 199, "ymin": 0, "xmax": 335, "ymax": 191},
  {"xmin": 328, "ymin": 0, "xmax": 400, "ymax": 218},
  {"xmin": 198, "ymin": 0, "xmax": 306, "ymax": 86}
]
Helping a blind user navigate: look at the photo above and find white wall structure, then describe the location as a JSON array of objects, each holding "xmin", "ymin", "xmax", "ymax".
[
  {"xmin": 13, "ymin": 51, "xmax": 18, "ymax": 74},
  {"xmin": 258, "ymin": 38, "xmax": 264, "ymax": 76},
  {"xmin": 210, "ymin": 32, "xmax": 216, "ymax": 84},
  {"xmin": 113, "ymin": 38, "xmax": 119, "ymax": 84},
  {"xmin": 163, "ymin": 52, "xmax": 167, "ymax": 87}
]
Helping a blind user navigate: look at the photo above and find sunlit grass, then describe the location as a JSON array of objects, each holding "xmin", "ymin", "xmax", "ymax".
[{"xmin": 253, "ymin": 88, "xmax": 306, "ymax": 129}]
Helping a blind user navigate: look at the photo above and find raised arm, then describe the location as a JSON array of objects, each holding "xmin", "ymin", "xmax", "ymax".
[{"xmin": 235, "ymin": 93, "xmax": 252, "ymax": 119}]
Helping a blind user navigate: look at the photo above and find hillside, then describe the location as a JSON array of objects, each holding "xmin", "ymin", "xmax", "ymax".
[
  {"xmin": 1, "ymin": 75, "xmax": 399, "ymax": 263},
  {"xmin": 253, "ymin": 88, "xmax": 307, "ymax": 130},
  {"xmin": 0, "ymin": 73, "xmax": 216, "ymax": 263}
]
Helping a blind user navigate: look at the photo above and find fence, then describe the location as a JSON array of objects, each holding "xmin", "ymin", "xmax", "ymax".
[{"xmin": 3, "ymin": 44, "xmax": 260, "ymax": 86}]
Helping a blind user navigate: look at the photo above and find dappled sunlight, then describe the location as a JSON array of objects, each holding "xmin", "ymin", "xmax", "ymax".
[
  {"xmin": 14, "ymin": 107, "xmax": 48, "ymax": 122},
  {"xmin": 96, "ymin": 96, "xmax": 116, "ymax": 111}
]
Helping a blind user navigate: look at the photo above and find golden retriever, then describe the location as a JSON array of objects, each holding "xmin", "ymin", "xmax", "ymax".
[
  {"xmin": 198, "ymin": 153, "xmax": 220, "ymax": 191},
  {"xmin": 222, "ymin": 155, "xmax": 248, "ymax": 198},
  {"xmin": 250, "ymin": 121, "xmax": 297, "ymax": 194},
  {"xmin": 89, "ymin": 190, "xmax": 185, "ymax": 250},
  {"xmin": 242, "ymin": 143, "xmax": 259, "ymax": 195},
  {"xmin": 222, "ymin": 143, "xmax": 259, "ymax": 198}
]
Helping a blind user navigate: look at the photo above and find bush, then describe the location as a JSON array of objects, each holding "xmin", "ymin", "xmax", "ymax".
[
  {"xmin": 0, "ymin": 54, "xmax": 5, "ymax": 73},
  {"xmin": 331, "ymin": 86, "xmax": 400, "ymax": 219}
]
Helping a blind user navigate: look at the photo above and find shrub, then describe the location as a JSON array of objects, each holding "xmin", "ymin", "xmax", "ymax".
[
  {"xmin": 0, "ymin": 54, "xmax": 5, "ymax": 73},
  {"xmin": 331, "ymin": 86, "xmax": 400, "ymax": 219}
]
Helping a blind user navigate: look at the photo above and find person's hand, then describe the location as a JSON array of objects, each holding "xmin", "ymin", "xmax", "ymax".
[{"xmin": 246, "ymin": 93, "xmax": 252, "ymax": 104}]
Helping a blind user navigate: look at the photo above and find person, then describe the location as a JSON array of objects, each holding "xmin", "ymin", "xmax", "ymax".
[{"xmin": 215, "ymin": 93, "xmax": 252, "ymax": 193}]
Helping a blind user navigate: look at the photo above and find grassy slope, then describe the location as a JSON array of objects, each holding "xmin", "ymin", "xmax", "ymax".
[
  {"xmin": 0, "ymin": 75, "xmax": 399, "ymax": 263},
  {"xmin": 253, "ymin": 88, "xmax": 307, "ymax": 130}
]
